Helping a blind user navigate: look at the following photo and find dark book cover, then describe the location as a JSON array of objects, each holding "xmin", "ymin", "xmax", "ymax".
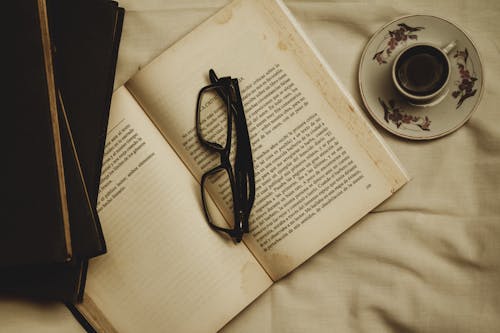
[
  {"xmin": 0, "ymin": 260, "xmax": 87, "ymax": 303},
  {"xmin": 1, "ymin": 0, "xmax": 124, "ymax": 302},
  {"xmin": 57, "ymin": 94, "xmax": 106, "ymax": 260},
  {"xmin": 47, "ymin": 0, "xmax": 126, "ymax": 258},
  {"xmin": 49, "ymin": 0, "xmax": 124, "ymax": 207},
  {"xmin": 4, "ymin": 0, "xmax": 72, "ymax": 267}
]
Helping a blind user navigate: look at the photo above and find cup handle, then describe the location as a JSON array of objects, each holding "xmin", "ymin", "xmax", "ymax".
[{"xmin": 441, "ymin": 40, "xmax": 457, "ymax": 55}]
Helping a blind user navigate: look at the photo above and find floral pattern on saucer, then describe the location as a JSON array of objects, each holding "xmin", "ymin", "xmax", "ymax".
[
  {"xmin": 359, "ymin": 15, "xmax": 483, "ymax": 140},
  {"xmin": 372, "ymin": 23, "xmax": 425, "ymax": 65},
  {"xmin": 452, "ymin": 48, "xmax": 478, "ymax": 109},
  {"xmin": 378, "ymin": 98, "xmax": 431, "ymax": 131}
]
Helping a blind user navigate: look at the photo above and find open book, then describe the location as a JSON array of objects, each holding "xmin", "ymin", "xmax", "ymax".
[{"xmin": 76, "ymin": 0, "xmax": 409, "ymax": 331}]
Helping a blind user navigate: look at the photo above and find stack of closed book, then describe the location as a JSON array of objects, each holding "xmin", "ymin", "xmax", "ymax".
[{"xmin": 4, "ymin": 0, "xmax": 124, "ymax": 303}]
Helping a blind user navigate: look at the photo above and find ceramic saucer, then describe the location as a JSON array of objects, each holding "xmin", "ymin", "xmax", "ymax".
[{"xmin": 359, "ymin": 15, "xmax": 483, "ymax": 140}]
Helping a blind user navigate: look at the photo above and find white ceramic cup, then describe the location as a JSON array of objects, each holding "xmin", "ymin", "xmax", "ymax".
[{"xmin": 392, "ymin": 41, "xmax": 456, "ymax": 106}]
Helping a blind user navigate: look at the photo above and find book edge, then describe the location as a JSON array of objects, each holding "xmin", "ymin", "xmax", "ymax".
[
  {"xmin": 38, "ymin": 0, "xmax": 73, "ymax": 260},
  {"xmin": 58, "ymin": 91, "xmax": 106, "ymax": 256},
  {"xmin": 74, "ymin": 293, "xmax": 119, "ymax": 333}
]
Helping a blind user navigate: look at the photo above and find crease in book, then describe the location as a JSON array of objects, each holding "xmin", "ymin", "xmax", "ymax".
[{"xmin": 4, "ymin": 0, "xmax": 124, "ymax": 303}]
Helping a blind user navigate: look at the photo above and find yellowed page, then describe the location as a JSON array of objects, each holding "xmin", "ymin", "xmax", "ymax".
[
  {"xmin": 125, "ymin": 0, "xmax": 409, "ymax": 280},
  {"xmin": 78, "ymin": 87, "xmax": 272, "ymax": 333}
]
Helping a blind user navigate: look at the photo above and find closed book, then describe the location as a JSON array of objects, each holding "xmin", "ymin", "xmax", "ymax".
[
  {"xmin": 48, "ymin": 0, "xmax": 124, "ymax": 208},
  {"xmin": 4, "ymin": 0, "xmax": 72, "ymax": 267},
  {"xmin": 1, "ymin": 0, "xmax": 124, "ymax": 302},
  {"xmin": 0, "ymin": 260, "xmax": 87, "ymax": 303}
]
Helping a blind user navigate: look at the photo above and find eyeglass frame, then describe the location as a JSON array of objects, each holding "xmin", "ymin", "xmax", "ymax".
[{"xmin": 196, "ymin": 69, "xmax": 255, "ymax": 243}]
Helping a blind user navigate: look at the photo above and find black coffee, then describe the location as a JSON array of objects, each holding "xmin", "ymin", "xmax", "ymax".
[{"xmin": 395, "ymin": 45, "xmax": 449, "ymax": 96}]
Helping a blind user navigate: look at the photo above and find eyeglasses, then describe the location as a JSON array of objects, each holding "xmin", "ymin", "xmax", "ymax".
[{"xmin": 196, "ymin": 69, "xmax": 255, "ymax": 243}]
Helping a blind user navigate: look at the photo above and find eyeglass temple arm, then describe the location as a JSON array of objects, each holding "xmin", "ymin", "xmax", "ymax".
[
  {"xmin": 209, "ymin": 69, "xmax": 239, "ymax": 109},
  {"xmin": 208, "ymin": 68, "xmax": 253, "ymax": 162},
  {"xmin": 209, "ymin": 69, "xmax": 255, "ymax": 227},
  {"xmin": 208, "ymin": 69, "xmax": 250, "ymax": 142}
]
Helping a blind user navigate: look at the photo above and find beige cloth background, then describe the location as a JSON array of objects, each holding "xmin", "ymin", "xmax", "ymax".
[{"xmin": 2, "ymin": 0, "xmax": 499, "ymax": 332}]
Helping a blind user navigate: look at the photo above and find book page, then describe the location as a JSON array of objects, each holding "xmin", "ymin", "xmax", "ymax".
[
  {"xmin": 78, "ymin": 87, "xmax": 272, "ymax": 333},
  {"xmin": 125, "ymin": 0, "xmax": 409, "ymax": 280}
]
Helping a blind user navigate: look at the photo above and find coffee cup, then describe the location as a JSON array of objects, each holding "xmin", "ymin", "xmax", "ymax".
[{"xmin": 392, "ymin": 41, "xmax": 456, "ymax": 106}]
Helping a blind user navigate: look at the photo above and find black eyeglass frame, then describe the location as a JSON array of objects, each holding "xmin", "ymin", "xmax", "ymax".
[{"xmin": 196, "ymin": 69, "xmax": 255, "ymax": 243}]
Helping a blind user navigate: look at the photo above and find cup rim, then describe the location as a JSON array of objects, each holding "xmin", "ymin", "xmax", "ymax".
[{"xmin": 391, "ymin": 42, "xmax": 452, "ymax": 102}]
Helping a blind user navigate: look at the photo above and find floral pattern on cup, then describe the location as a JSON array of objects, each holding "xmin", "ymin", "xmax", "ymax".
[
  {"xmin": 373, "ymin": 23, "xmax": 425, "ymax": 65},
  {"xmin": 378, "ymin": 98, "xmax": 431, "ymax": 131},
  {"xmin": 452, "ymin": 48, "xmax": 477, "ymax": 109}
]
